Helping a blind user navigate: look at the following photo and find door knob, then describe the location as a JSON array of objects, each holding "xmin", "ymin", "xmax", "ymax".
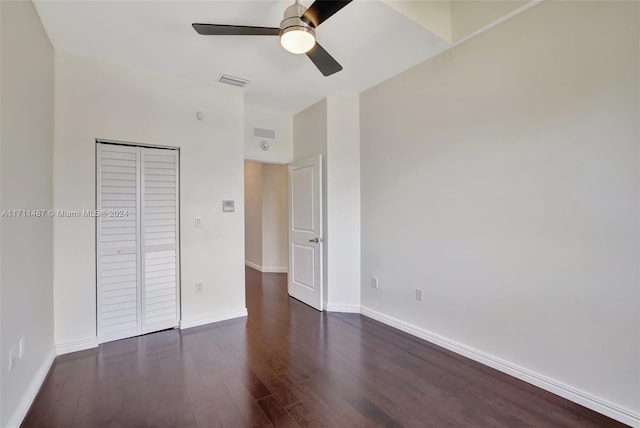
[{"xmin": 309, "ymin": 237, "xmax": 320, "ymax": 243}]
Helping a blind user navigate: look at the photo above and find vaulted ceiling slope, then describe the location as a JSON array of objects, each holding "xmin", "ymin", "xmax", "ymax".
[{"xmin": 33, "ymin": 0, "xmax": 451, "ymax": 114}]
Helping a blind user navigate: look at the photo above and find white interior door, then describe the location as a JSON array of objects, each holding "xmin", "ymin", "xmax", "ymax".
[
  {"xmin": 288, "ymin": 155, "xmax": 323, "ymax": 311},
  {"xmin": 97, "ymin": 143, "xmax": 179, "ymax": 343}
]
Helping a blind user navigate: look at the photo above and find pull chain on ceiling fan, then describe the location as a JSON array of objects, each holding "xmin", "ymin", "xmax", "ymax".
[{"xmin": 192, "ymin": 0, "xmax": 353, "ymax": 76}]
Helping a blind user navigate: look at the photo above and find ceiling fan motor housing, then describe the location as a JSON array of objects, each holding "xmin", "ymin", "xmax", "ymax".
[{"xmin": 280, "ymin": 3, "xmax": 315, "ymax": 41}]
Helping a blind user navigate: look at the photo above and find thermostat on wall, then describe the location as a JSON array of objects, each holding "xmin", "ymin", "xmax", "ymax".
[{"xmin": 222, "ymin": 200, "xmax": 235, "ymax": 212}]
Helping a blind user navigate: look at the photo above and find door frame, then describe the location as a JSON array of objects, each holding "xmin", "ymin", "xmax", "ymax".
[{"xmin": 95, "ymin": 139, "xmax": 181, "ymax": 343}]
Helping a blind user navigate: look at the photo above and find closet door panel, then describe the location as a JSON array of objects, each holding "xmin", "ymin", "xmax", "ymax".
[
  {"xmin": 97, "ymin": 144, "xmax": 140, "ymax": 343},
  {"xmin": 141, "ymin": 148, "xmax": 179, "ymax": 334}
]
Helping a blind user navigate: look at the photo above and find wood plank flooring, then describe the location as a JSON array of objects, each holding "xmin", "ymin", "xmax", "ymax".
[{"xmin": 22, "ymin": 267, "xmax": 626, "ymax": 427}]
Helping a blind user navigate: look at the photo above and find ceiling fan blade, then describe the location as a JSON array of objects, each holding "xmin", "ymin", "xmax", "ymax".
[
  {"xmin": 306, "ymin": 42, "xmax": 343, "ymax": 76},
  {"xmin": 301, "ymin": 0, "xmax": 353, "ymax": 28},
  {"xmin": 192, "ymin": 23, "xmax": 280, "ymax": 36}
]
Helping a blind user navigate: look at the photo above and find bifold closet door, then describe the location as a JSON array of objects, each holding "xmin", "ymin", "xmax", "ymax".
[
  {"xmin": 97, "ymin": 144, "xmax": 141, "ymax": 343},
  {"xmin": 140, "ymin": 147, "xmax": 180, "ymax": 334},
  {"xmin": 97, "ymin": 143, "xmax": 179, "ymax": 344}
]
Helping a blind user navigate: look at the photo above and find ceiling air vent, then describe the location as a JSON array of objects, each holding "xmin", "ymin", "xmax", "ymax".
[{"xmin": 218, "ymin": 74, "xmax": 249, "ymax": 88}]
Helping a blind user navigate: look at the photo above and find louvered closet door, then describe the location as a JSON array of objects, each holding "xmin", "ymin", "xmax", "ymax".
[
  {"xmin": 97, "ymin": 143, "xmax": 179, "ymax": 344},
  {"xmin": 97, "ymin": 144, "xmax": 141, "ymax": 343},
  {"xmin": 140, "ymin": 148, "xmax": 179, "ymax": 334}
]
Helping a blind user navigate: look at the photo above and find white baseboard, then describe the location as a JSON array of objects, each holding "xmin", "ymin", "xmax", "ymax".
[
  {"xmin": 6, "ymin": 347, "xmax": 56, "ymax": 428},
  {"xmin": 245, "ymin": 261, "xmax": 262, "ymax": 271},
  {"xmin": 55, "ymin": 337, "xmax": 99, "ymax": 356},
  {"xmin": 360, "ymin": 306, "xmax": 640, "ymax": 427},
  {"xmin": 262, "ymin": 267, "xmax": 288, "ymax": 273},
  {"xmin": 180, "ymin": 308, "xmax": 248, "ymax": 330},
  {"xmin": 245, "ymin": 261, "xmax": 287, "ymax": 273},
  {"xmin": 326, "ymin": 303, "xmax": 361, "ymax": 313}
]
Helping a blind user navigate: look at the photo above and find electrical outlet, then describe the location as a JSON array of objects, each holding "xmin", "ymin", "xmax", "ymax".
[
  {"xmin": 8, "ymin": 347, "xmax": 17, "ymax": 371},
  {"xmin": 194, "ymin": 217, "xmax": 202, "ymax": 227},
  {"xmin": 18, "ymin": 337, "xmax": 25, "ymax": 359},
  {"xmin": 416, "ymin": 288, "xmax": 423, "ymax": 302},
  {"xmin": 195, "ymin": 283, "xmax": 203, "ymax": 293},
  {"xmin": 371, "ymin": 277, "xmax": 379, "ymax": 289}
]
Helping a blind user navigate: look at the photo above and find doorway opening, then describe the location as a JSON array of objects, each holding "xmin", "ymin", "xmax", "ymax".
[
  {"xmin": 243, "ymin": 161, "xmax": 289, "ymax": 281},
  {"xmin": 244, "ymin": 155, "xmax": 324, "ymax": 312}
]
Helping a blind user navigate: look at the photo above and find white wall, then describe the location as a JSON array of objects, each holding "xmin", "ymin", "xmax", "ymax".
[
  {"xmin": 293, "ymin": 97, "xmax": 361, "ymax": 311},
  {"xmin": 382, "ymin": 0, "xmax": 453, "ymax": 43},
  {"xmin": 360, "ymin": 0, "xmax": 639, "ymax": 421},
  {"xmin": 326, "ymin": 95, "xmax": 361, "ymax": 311},
  {"xmin": 245, "ymin": 103, "xmax": 293, "ymax": 164},
  {"xmin": 54, "ymin": 51, "xmax": 246, "ymax": 346},
  {"xmin": 450, "ymin": 0, "xmax": 527, "ymax": 41},
  {"xmin": 261, "ymin": 163, "xmax": 288, "ymax": 272},
  {"xmin": 244, "ymin": 161, "xmax": 263, "ymax": 268},
  {"xmin": 0, "ymin": 1, "xmax": 55, "ymax": 426}
]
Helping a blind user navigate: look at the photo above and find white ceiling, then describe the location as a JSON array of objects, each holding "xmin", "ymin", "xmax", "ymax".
[{"xmin": 33, "ymin": 0, "xmax": 450, "ymax": 114}]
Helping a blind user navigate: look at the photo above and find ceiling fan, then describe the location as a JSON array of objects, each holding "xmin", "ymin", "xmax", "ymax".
[{"xmin": 192, "ymin": 0, "xmax": 353, "ymax": 77}]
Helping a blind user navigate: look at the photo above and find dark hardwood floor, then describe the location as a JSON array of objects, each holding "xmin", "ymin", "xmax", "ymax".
[{"xmin": 23, "ymin": 267, "xmax": 625, "ymax": 427}]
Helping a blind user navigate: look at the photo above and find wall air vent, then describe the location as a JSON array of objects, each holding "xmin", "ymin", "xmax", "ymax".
[
  {"xmin": 253, "ymin": 128, "xmax": 276, "ymax": 139},
  {"xmin": 218, "ymin": 74, "xmax": 249, "ymax": 88}
]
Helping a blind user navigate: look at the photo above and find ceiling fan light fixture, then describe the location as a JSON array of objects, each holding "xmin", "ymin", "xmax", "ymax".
[
  {"xmin": 280, "ymin": 27, "xmax": 315, "ymax": 54},
  {"xmin": 279, "ymin": 1, "xmax": 316, "ymax": 54}
]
